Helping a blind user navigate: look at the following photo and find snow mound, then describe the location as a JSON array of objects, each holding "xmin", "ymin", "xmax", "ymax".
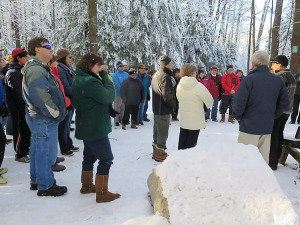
[{"xmin": 155, "ymin": 143, "xmax": 299, "ymax": 225}]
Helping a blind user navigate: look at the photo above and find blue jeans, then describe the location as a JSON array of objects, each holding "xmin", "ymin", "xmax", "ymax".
[
  {"xmin": 138, "ymin": 101, "xmax": 145, "ymax": 123},
  {"xmin": 143, "ymin": 100, "xmax": 149, "ymax": 119},
  {"xmin": 58, "ymin": 108, "xmax": 73, "ymax": 154},
  {"xmin": 205, "ymin": 98, "xmax": 219, "ymax": 119},
  {"xmin": 82, "ymin": 136, "xmax": 113, "ymax": 175},
  {"xmin": 25, "ymin": 114, "xmax": 58, "ymax": 190}
]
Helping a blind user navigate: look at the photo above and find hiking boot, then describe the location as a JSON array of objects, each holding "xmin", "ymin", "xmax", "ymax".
[
  {"xmin": 152, "ymin": 143, "xmax": 157, "ymax": 159},
  {"xmin": 30, "ymin": 183, "xmax": 38, "ymax": 190},
  {"xmin": 0, "ymin": 168, "xmax": 8, "ymax": 175},
  {"xmin": 139, "ymin": 121, "xmax": 144, "ymax": 125},
  {"xmin": 143, "ymin": 118, "xmax": 150, "ymax": 122},
  {"xmin": 154, "ymin": 147, "xmax": 168, "ymax": 162},
  {"xmin": 212, "ymin": 118, "xmax": 218, "ymax": 122},
  {"xmin": 56, "ymin": 157, "xmax": 65, "ymax": 164},
  {"xmin": 70, "ymin": 146, "xmax": 79, "ymax": 152},
  {"xmin": 0, "ymin": 175, "xmax": 7, "ymax": 184},
  {"xmin": 51, "ymin": 163, "xmax": 66, "ymax": 172},
  {"xmin": 37, "ymin": 183, "xmax": 67, "ymax": 196},
  {"xmin": 95, "ymin": 174, "xmax": 120, "ymax": 203},
  {"xmin": 62, "ymin": 151, "xmax": 74, "ymax": 156},
  {"xmin": 122, "ymin": 123, "xmax": 126, "ymax": 130},
  {"xmin": 115, "ymin": 122, "xmax": 120, "ymax": 126},
  {"xmin": 220, "ymin": 114, "xmax": 225, "ymax": 123},
  {"xmin": 70, "ymin": 128, "xmax": 75, "ymax": 132},
  {"xmin": 228, "ymin": 115, "xmax": 235, "ymax": 124},
  {"xmin": 5, "ymin": 139, "xmax": 12, "ymax": 144},
  {"xmin": 15, "ymin": 155, "xmax": 30, "ymax": 163},
  {"xmin": 131, "ymin": 121, "xmax": 138, "ymax": 129}
]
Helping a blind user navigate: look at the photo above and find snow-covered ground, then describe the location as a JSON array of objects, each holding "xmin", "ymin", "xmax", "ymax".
[{"xmin": 1, "ymin": 110, "xmax": 300, "ymax": 225}]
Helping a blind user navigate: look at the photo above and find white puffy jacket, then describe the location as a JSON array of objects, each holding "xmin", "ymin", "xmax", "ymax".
[{"xmin": 176, "ymin": 76, "xmax": 213, "ymax": 130}]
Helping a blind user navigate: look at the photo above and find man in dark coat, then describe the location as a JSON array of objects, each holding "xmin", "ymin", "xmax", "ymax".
[
  {"xmin": 233, "ymin": 51, "xmax": 289, "ymax": 165},
  {"xmin": 269, "ymin": 55, "xmax": 296, "ymax": 170},
  {"xmin": 151, "ymin": 55, "xmax": 176, "ymax": 162},
  {"xmin": 5, "ymin": 48, "xmax": 31, "ymax": 163}
]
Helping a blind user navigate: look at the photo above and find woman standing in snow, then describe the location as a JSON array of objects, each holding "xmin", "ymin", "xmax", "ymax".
[
  {"xmin": 176, "ymin": 63, "xmax": 213, "ymax": 150},
  {"xmin": 72, "ymin": 53, "xmax": 120, "ymax": 203}
]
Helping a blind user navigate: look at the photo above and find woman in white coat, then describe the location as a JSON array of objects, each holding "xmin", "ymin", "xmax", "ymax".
[{"xmin": 176, "ymin": 63, "xmax": 213, "ymax": 150}]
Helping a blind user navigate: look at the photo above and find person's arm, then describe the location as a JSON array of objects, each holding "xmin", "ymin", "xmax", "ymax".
[
  {"xmin": 161, "ymin": 75, "xmax": 176, "ymax": 110},
  {"xmin": 232, "ymin": 80, "xmax": 249, "ymax": 120},
  {"xmin": 197, "ymin": 83, "xmax": 213, "ymax": 109},
  {"xmin": 58, "ymin": 66, "xmax": 72, "ymax": 97}
]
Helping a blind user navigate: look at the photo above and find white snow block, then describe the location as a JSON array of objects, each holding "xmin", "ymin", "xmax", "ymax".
[{"xmin": 148, "ymin": 143, "xmax": 299, "ymax": 225}]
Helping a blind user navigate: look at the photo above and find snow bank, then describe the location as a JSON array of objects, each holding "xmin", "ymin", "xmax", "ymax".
[{"xmin": 154, "ymin": 143, "xmax": 299, "ymax": 225}]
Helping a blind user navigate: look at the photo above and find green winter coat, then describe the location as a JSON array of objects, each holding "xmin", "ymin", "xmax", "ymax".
[{"xmin": 72, "ymin": 69, "xmax": 115, "ymax": 140}]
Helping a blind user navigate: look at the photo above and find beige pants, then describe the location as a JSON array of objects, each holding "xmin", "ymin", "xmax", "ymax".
[{"xmin": 238, "ymin": 132, "xmax": 271, "ymax": 164}]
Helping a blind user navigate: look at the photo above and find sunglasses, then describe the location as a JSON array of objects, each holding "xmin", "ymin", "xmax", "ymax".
[{"xmin": 40, "ymin": 45, "xmax": 52, "ymax": 50}]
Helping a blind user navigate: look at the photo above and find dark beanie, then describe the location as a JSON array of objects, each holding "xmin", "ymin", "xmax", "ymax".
[
  {"xmin": 57, "ymin": 48, "xmax": 70, "ymax": 60},
  {"xmin": 271, "ymin": 55, "xmax": 289, "ymax": 67},
  {"xmin": 227, "ymin": 65, "xmax": 233, "ymax": 70},
  {"xmin": 158, "ymin": 55, "xmax": 171, "ymax": 67}
]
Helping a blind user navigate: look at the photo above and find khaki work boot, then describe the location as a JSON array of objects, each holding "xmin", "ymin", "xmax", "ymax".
[
  {"xmin": 80, "ymin": 170, "xmax": 96, "ymax": 194},
  {"xmin": 95, "ymin": 174, "xmax": 121, "ymax": 203},
  {"xmin": 220, "ymin": 114, "xmax": 225, "ymax": 123},
  {"xmin": 154, "ymin": 147, "xmax": 168, "ymax": 162},
  {"xmin": 152, "ymin": 143, "xmax": 157, "ymax": 159},
  {"xmin": 228, "ymin": 115, "xmax": 235, "ymax": 124},
  {"xmin": 131, "ymin": 121, "xmax": 138, "ymax": 129}
]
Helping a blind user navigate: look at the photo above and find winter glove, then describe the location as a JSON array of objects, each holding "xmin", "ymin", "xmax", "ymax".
[
  {"xmin": 109, "ymin": 103, "xmax": 119, "ymax": 118},
  {"xmin": 146, "ymin": 93, "xmax": 150, "ymax": 101}
]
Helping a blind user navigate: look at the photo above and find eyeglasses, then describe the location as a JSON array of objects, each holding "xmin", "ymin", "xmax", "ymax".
[
  {"xmin": 40, "ymin": 45, "xmax": 52, "ymax": 50},
  {"xmin": 140, "ymin": 68, "xmax": 146, "ymax": 69},
  {"xmin": 130, "ymin": 73, "xmax": 137, "ymax": 76}
]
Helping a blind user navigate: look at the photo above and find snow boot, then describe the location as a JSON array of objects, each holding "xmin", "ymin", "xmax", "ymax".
[
  {"xmin": 95, "ymin": 174, "xmax": 121, "ymax": 203},
  {"xmin": 37, "ymin": 183, "xmax": 67, "ymax": 196},
  {"xmin": 80, "ymin": 170, "xmax": 96, "ymax": 194},
  {"xmin": 220, "ymin": 114, "xmax": 225, "ymax": 123},
  {"xmin": 51, "ymin": 163, "xmax": 66, "ymax": 172},
  {"xmin": 154, "ymin": 147, "xmax": 168, "ymax": 162},
  {"xmin": 228, "ymin": 115, "xmax": 235, "ymax": 124},
  {"xmin": 122, "ymin": 123, "xmax": 126, "ymax": 130},
  {"xmin": 131, "ymin": 121, "xmax": 138, "ymax": 129},
  {"xmin": 152, "ymin": 143, "xmax": 157, "ymax": 159}
]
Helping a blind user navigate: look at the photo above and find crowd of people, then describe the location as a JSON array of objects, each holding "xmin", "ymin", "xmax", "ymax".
[{"xmin": 0, "ymin": 37, "xmax": 299, "ymax": 203}]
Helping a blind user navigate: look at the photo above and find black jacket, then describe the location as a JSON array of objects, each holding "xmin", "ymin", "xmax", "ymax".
[
  {"xmin": 120, "ymin": 77, "xmax": 145, "ymax": 105},
  {"xmin": 152, "ymin": 67, "xmax": 176, "ymax": 115},
  {"xmin": 5, "ymin": 62, "xmax": 26, "ymax": 112}
]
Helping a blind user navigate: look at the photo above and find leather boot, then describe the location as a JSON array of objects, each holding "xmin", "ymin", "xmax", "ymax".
[
  {"xmin": 80, "ymin": 170, "xmax": 96, "ymax": 194},
  {"xmin": 152, "ymin": 143, "xmax": 157, "ymax": 159},
  {"xmin": 228, "ymin": 115, "xmax": 235, "ymax": 124},
  {"xmin": 96, "ymin": 174, "xmax": 121, "ymax": 203},
  {"xmin": 122, "ymin": 123, "xmax": 126, "ymax": 130},
  {"xmin": 131, "ymin": 120, "xmax": 138, "ymax": 129},
  {"xmin": 220, "ymin": 114, "xmax": 225, "ymax": 123},
  {"xmin": 154, "ymin": 147, "xmax": 168, "ymax": 162}
]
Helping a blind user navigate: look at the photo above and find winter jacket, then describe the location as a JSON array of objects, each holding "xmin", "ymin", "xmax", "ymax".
[
  {"xmin": 72, "ymin": 69, "xmax": 115, "ymax": 140},
  {"xmin": 5, "ymin": 62, "xmax": 26, "ymax": 112},
  {"xmin": 294, "ymin": 72, "xmax": 300, "ymax": 95},
  {"xmin": 233, "ymin": 66, "xmax": 290, "ymax": 135},
  {"xmin": 221, "ymin": 72, "xmax": 240, "ymax": 95},
  {"xmin": 136, "ymin": 72, "xmax": 150, "ymax": 99},
  {"xmin": 22, "ymin": 56, "xmax": 66, "ymax": 122},
  {"xmin": 152, "ymin": 67, "xmax": 176, "ymax": 115},
  {"xmin": 57, "ymin": 62, "xmax": 74, "ymax": 98},
  {"xmin": 206, "ymin": 74, "xmax": 222, "ymax": 99},
  {"xmin": 112, "ymin": 70, "xmax": 129, "ymax": 96},
  {"xmin": 176, "ymin": 76, "xmax": 213, "ymax": 130},
  {"xmin": 276, "ymin": 69, "xmax": 296, "ymax": 114},
  {"xmin": 120, "ymin": 77, "xmax": 145, "ymax": 105},
  {"xmin": 197, "ymin": 77, "xmax": 210, "ymax": 91},
  {"xmin": 51, "ymin": 67, "xmax": 71, "ymax": 108}
]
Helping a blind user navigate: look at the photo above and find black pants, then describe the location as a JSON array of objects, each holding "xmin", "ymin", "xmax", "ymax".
[
  {"xmin": 122, "ymin": 104, "xmax": 139, "ymax": 124},
  {"xmin": 269, "ymin": 113, "xmax": 290, "ymax": 167},
  {"xmin": 219, "ymin": 94, "xmax": 233, "ymax": 115},
  {"xmin": 178, "ymin": 128, "xmax": 200, "ymax": 150},
  {"xmin": 291, "ymin": 94, "xmax": 300, "ymax": 123},
  {"xmin": 0, "ymin": 122, "xmax": 6, "ymax": 167},
  {"xmin": 11, "ymin": 111, "xmax": 31, "ymax": 159}
]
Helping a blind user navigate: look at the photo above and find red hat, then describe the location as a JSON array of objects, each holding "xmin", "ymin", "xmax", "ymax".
[
  {"xmin": 235, "ymin": 69, "xmax": 243, "ymax": 74},
  {"xmin": 12, "ymin": 48, "xmax": 27, "ymax": 58},
  {"xmin": 211, "ymin": 66, "xmax": 218, "ymax": 70}
]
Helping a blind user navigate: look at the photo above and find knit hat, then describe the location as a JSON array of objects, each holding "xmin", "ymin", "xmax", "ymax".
[
  {"xmin": 116, "ymin": 61, "xmax": 123, "ymax": 69},
  {"xmin": 56, "ymin": 48, "xmax": 70, "ymax": 60},
  {"xmin": 128, "ymin": 68, "xmax": 136, "ymax": 75},
  {"xmin": 235, "ymin": 69, "xmax": 243, "ymax": 74},
  {"xmin": 211, "ymin": 66, "xmax": 218, "ymax": 70},
  {"xmin": 271, "ymin": 55, "xmax": 289, "ymax": 67},
  {"xmin": 158, "ymin": 55, "xmax": 171, "ymax": 67},
  {"xmin": 6, "ymin": 55, "xmax": 12, "ymax": 61},
  {"xmin": 12, "ymin": 48, "xmax": 27, "ymax": 58},
  {"xmin": 122, "ymin": 60, "xmax": 128, "ymax": 66},
  {"xmin": 227, "ymin": 65, "xmax": 233, "ymax": 70}
]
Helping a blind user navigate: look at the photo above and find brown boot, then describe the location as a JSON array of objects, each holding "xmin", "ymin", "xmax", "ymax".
[
  {"xmin": 154, "ymin": 147, "xmax": 168, "ymax": 162},
  {"xmin": 80, "ymin": 170, "xmax": 96, "ymax": 194},
  {"xmin": 131, "ymin": 121, "xmax": 138, "ymax": 129},
  {"xmin": 152, "ymin": 143, "xmax": 157, "ymax": 159},
  {"xmin": 95, "ymin": 174, "xmax": 120, "ymax": 203},
  {"xmin": 220, "ymin": 114, "xmax": 225, "ymax": 123},
  {"xmin": 122, "ymin": 123, "xmax": 126, "ymax": 130},
  {"xmin": 228, "ymin": 115, "xmax": 235, "ymax": 124}
]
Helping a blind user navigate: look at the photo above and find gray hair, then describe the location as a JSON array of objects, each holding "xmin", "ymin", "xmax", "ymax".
[{"xmin": 252, "ymin": 51, "xmax": 270, "ymax": 67}]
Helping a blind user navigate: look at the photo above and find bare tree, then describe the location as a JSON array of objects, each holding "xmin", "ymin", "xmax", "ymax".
[
  {"xmin": 256, "ymin": 0, "xmax": 270, "ymax": 51},
  {"xmin": 88, "ymin": 0, "xmax": 97, "ymax": 53},
  {"xmin": 270, "ymin": 0, "xmax": 284, "ymax": 59},
  {"xmin": 247, "ymin": 0, "xmax": 255, "ymax": 74},
  {"xmin": 291, "ymin": 0, "xmax": 300, "ymax": 74}
]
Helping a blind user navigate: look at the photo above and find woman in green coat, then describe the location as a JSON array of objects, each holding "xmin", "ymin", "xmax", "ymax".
[{"xmin": 72, "ymin": 53, "xmax": 120, "ymax": 203}]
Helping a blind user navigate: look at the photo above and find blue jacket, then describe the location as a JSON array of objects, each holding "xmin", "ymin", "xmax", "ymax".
[
  {"xmin": 0, "ymin": 81, "xmax": 4, "ymax": 106},
  {"xmin": 233, "ymin": 66, "xmax": 289, "ymax": 135},
  {"xmin": 112, "ymin": 70, "xmax": 129, "ymax": 96},
  {"xmin": 57, "ymin": 63, "xmax": 73, "ymax": 98},
  {"xmin": 22, "ymin": 56, "xmax": 66, "ymax": 122},
  {"xmin": 137, "ymin": 72, "xmax": 150, "ymax": 99}
]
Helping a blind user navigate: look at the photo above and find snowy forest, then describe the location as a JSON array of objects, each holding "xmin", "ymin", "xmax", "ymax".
[{"xmin": 0, "ymin": 0, "xmax": 299, "ymax": 74}]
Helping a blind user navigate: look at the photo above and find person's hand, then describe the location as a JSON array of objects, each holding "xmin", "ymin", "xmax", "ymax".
[
  {"xmin": 230, "ymin": 90, "xmax": 235, "ymax": 94},
  {"xmin": 109, "ymin": 104, "xmax": 119, "ymax": 117}
]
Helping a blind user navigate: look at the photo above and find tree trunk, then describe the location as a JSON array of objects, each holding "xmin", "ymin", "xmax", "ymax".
[
  {"xmin": 247, "ymin": 0, "xmax": 254, "ymax": 75},
  {"xmin": 256, "ymin": 0, "xmax": 270, "ymax": 51},
  {"xmin": 11, "ymin": 0, "xmax": 21, "ymax": 48},
  {"xmin": 270, "ymin": 0, "xmax": 284, "ymax": 59},
  {"xmin": 88, "ymin": 0, "xmax": 98, "ymax": 54},
  {"xmin": 252, "ymin": 0, "xmax": 256, "ymax": 54},
  {"xmin": 291, "ymin": 0, "xmax": 300, "ymax": 74},
  {"xmin": 268, "ymin": 0, "xmax": 274, "ymax": 54}
]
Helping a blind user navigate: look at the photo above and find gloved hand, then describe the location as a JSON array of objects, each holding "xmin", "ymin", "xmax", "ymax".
[
  {"xmin": 147, "ymin": 93, "xmax": 150, "ymax": 101},
  {"xmin": 109, "ymin": 103, "xmax": 119, "ymax": 117}
]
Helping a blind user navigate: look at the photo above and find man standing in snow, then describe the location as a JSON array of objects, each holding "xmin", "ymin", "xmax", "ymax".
[
  {"xmin": 151, "ymin": 55, "xmax": 176, "ymax": 162},
  {"xmin": 233, "ymin": 51, "xmax": 289, "ymax": 165},
  {"xmin": 22, "ymin": 37, "xmax": 67, "ymax": 196},
  {"xmin": 269, "ymin": 55, "xmax": 296, "ymax": 170},
  {"xmin": 112, "ymin": 61, "xmax": 129, "ymax": 126}
]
